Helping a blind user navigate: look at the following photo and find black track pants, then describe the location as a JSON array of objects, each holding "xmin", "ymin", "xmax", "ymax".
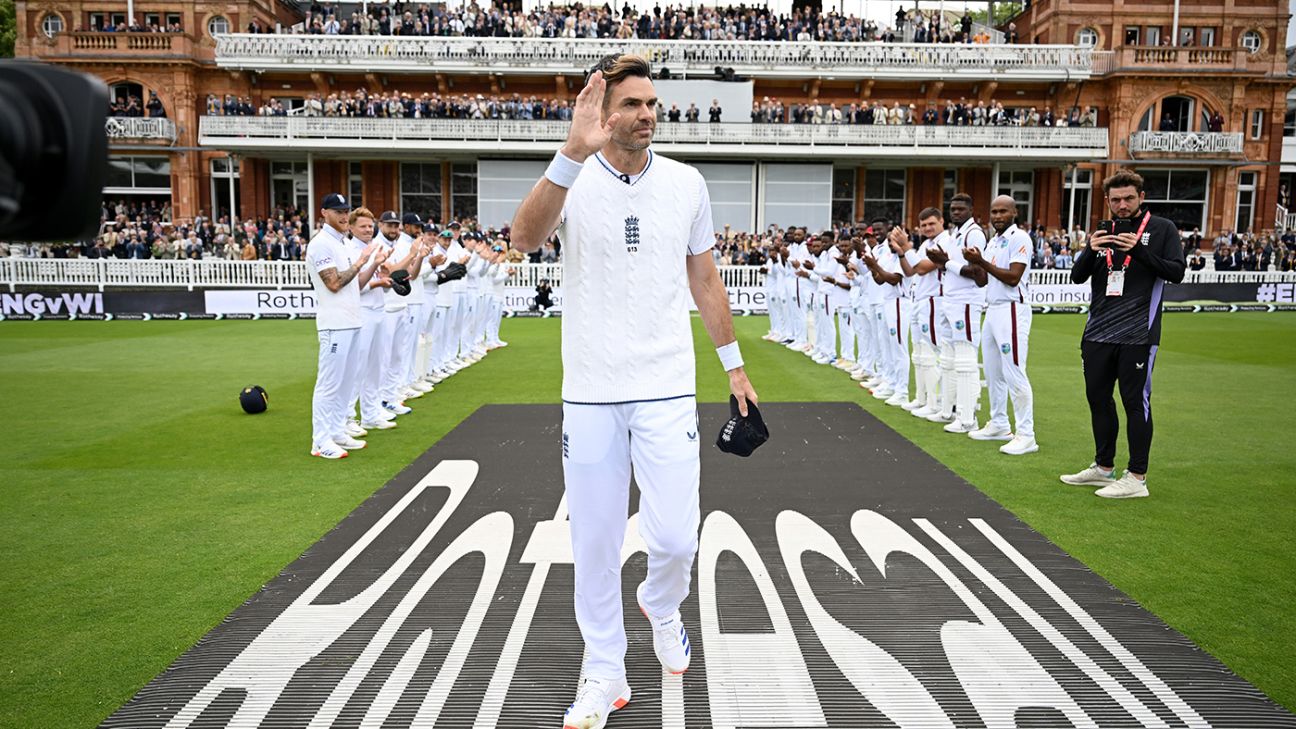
[{"xmin": 1081, "ymin": 339, "xmax": 1159, "ymax": 475}]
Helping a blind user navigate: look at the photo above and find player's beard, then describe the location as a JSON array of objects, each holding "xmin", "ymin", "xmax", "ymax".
[{"xmin": 613, "ymin": 123, "xmax": 654, "ymax": 152}]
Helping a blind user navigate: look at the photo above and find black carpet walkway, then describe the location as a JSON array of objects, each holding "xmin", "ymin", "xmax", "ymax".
[{"xmin": 104, "ymin": 403, "xmax": 1296, "ymax": 728}]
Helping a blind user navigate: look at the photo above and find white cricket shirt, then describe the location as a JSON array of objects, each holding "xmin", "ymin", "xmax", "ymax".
[
  {"xmin": 306, "ymin": 224, "xmax": 362, "ymax": 331},
  {"xmin": 942, "ymin": 218, "xmax": 988, "ymax": 305},
  {"xmin": 557, "ymin": 150, "xmax": 714, "ymax": 404},
  {"xmin": 985, "ymin": 224, "xmax": 1033, "ymax": 305}
]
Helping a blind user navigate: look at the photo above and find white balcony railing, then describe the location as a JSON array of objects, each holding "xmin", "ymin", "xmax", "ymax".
[
  {"xmin": 199, "ymin": 116, "xmax": 1109, "ymax": 159},
  {"xmin": 3, "ymin": 258, "xmax": 1292, "ymax": 294},
  {"xmin": 105, "ymin": 117, "xmax": 177, "ymax": 143},
  {"xmin": 1129, "ymin": 131, "xmax": 1244, "ymax": 155},
  {"xmin": 213, "ymin": 34, "xmax": 1096, "ymax": 80}
]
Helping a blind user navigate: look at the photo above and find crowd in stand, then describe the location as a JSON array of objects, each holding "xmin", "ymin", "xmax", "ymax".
[
  {"xmin": 7, "ymin": 197, "xmax": 1296, "ymax": 273},
  {"xmin": 271, "ymin": 1, "xmax": 1005, "ymax": 44},
  {"xmin": 109, "ymin": 91, "xmax": 168, "ymax": 118},
  {"xmin": 750, "ymin": 99, "xmax": 1100, "ymax": 127},
  {"xmin": 204, "ymin": 91, "xmax": 574, "ymax": 120}
]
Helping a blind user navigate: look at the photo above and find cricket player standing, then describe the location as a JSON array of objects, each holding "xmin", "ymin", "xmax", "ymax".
[{"xmin": 510, "ymin": 55, "xmax": 759, "ymax": 729}]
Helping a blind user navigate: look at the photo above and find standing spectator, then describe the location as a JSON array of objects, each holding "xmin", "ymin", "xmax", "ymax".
[{"xmin": 708, "ymin": 99, "xmax": 722, "ymax": 122}]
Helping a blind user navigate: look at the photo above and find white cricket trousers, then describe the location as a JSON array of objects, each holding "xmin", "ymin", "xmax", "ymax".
[
  {"xmin": 404, "ymin": 302, "xmax": 427, "ymax": 385},
  {"xmin": 910, "ymin": 297, "xmax": 943, "ymax": 407},
  {"xmin": 486, "ymin": 295, "xmax": 504, "ymax": 344},
  {"xmin": 881, "ymin": 297, "xmax": 912, "ymax": 395},
  {"xmin": 562, "ymin": 396, "xmax": 701, "ymax": 682},
  {"xmin": 428, "ymin": 304, "xmax": 452, "ymax": 373},
  {"xmin": 360, "ymin": 307, "xmax": 394, "ymax": 423},
  {"xmin": 454, "ymin": 294, "xmax": 475, "ymax": 358},
  {"xmin": 347, "ymin": 306, "xmax": 382, "ymax": 419},
  {"xmin": 838, "ymin": 305, "xmax": 856, "ymax": 361},
  {"xmin": 382, "ymin": 307, "xmax": 415, "ymax": 403},
  {"xmin": 813, "ymin": 294, "xmax": 836, "ymax": 358},
  {"xmin": 982, "ymin": 301, "xmax": 1034, "ymax": 437},
  {"xmin": 311, "ymin": 327, "xmax": 360, "ymax": 450}
]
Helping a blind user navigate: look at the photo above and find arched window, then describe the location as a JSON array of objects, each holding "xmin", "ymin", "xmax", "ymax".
[
  {"xmin": 1138, "ymin": 95, "xmax": 1211, "ymax": 133},
  {"xmin": 41, "ymin": 13, "xmax": 64, "ymax": 37},
  {"xmin": 1076, "ymin": 27, "xmax": 1098, "ymax": 48},
  {"xmin": 207, "ymin": 15, "xmax": 230, "ymax": 36},
  {"xmin": 1241, "ymin": 30, "xmax": 1262, "ymax": 53}
]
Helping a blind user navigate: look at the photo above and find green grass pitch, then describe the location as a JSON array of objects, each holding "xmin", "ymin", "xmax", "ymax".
[{"xmin": 1, "ymin": 313, "xmax": 1293, "ymax": 727}]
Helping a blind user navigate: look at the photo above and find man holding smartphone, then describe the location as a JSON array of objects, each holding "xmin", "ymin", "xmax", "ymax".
[{"xmin": 1062, "ymin": 169, "xmax": 1185, "ymax": 498}]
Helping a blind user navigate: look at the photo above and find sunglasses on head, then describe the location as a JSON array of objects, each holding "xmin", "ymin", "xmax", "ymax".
[{"xmin": 584, "ymin": 53, "xmax": 623, "ymax": 85}]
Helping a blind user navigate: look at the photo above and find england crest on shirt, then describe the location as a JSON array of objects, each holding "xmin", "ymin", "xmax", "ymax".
[{"xmin": 625, "ymin": 215, "xmax": 640, "ymax": 253}]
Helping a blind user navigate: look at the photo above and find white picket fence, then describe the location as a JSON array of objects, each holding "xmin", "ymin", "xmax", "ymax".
[{"xmin": 1, "ymin": 258, "xmax": 1293, "ymax": 292}]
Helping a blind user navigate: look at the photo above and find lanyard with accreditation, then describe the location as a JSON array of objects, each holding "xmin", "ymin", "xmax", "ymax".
[{"xmin": 1102, "ymin": 211, "xmax": 1151, "ymax": 297}]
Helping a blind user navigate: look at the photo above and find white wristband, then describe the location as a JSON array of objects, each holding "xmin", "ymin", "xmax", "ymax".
[
  {"xmin": 544, "ymin": 151, "xmax": 584, "ymax": 189},
  {"xmin": 904, "ymin": 249, "xmax": 920, "ymax": 267},
  {"xmin": 717, "ymin": 341, "xmax": 744, "ymax": 372},
  {"xmin": 945, "ymin": 259, "xmax": 962, "ymax": 275}
]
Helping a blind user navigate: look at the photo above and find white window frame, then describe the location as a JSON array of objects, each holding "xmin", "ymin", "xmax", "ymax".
[
  {"xmin": 831, "ymin": 167, "xmax": 856, "ymax": 225},
  {"xmin": 207, "ymin": 15, "xmax": 230, "ymax": 37},
  {"xmin": 1063, "ymin": 168, "xmax": 1093, "ymax": 232},
  {"xmin": 210, "ymin": 157, "xmax": 241, "ymax": 224},
  {"xmin": 41, "ymin": 13, "xmax": 64, "ymax": 37},
  {"xmin": 1235, "ymin": 171, "xmax": 1257, "ymax": 234},
  {"xmin": 862, "ymin": 168, "xmax": 906, "ymax": 227},
  {"xmin": 997, "ymin": 170, "xmax": 1035, "ymax": 227},
  {"xmin": 1077, "ymin": 27, "xmax": 1098, "ymax": 48},
  {"xmin": 1137, "ymin": 168, "xmax": 1210, "ymax": 232},
  {"xmin": 269, "ymin": 160, "xmax": 308, "ymax": 212},
  {"xmin": 348, "ymin": 162, "xmax": 363, "ymax": 210},
  {"xmin": 1241, "ymin": 30, "xmax": 1262, "ymax": 53},
  {"xmin": 1250, "ymin": 110, "xmax": 1264, "ymax": 140}
]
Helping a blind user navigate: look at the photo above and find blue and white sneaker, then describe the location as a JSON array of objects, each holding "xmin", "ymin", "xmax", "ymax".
[
  {"xmin": 382, "ymin": 401, "xmax": 412, "ymax": 416},
  {"xmin": 562, "ymin": 676, "xmax": 631, "ymax": 729},
  {"xmin": 636, "ymin": 583, "xmax": 691, "ymax": 674},
  {"xmin": 310, "ymin": 440, "xmax": 348, "ymax": 460}
]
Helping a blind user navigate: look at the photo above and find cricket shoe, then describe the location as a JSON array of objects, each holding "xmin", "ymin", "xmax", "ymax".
[
  {"xmin": 1000, "ymin": 435, "xmax": 1039, "ymax": 455},
  {"xmin": 562, "ymin": 677, "xmax": 631, "ymax": 729},
  {"xmin": 968, "ymin": 423, "xmax": 1013, "ymax": 441},
  {"xmin": 335, "ymin": 436, "xmax": 367, "ymax": 450},
  {"xmin": 310, "ymin": 441, "xmax": 348, "ymax": 459},
  {"xmin": 637, "ymin": 583, "xmax": 691, "ymax": 674}
]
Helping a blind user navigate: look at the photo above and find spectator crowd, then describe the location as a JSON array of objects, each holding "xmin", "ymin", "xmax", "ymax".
[{"xmin": 6, "ymin": 197, "xmax": 1296, "ymax": 274}]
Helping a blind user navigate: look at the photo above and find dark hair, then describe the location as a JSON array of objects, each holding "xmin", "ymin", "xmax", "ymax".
[
  {"xmin": 1102, "ymin": 169, "xmax": 1145, "ymax": 195},
  {"xmin": 918, "ymin": 206, "xmax": 944, "ymax": 221},
  {"xmin": 950, "ymin": 193, "xmax": 974, "ymax": 206},
  {"xmin": 588, "ymin": 54, "xmax": 652, "ymax": 89}
]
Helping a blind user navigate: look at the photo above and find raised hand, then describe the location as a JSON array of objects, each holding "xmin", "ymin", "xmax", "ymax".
[
  {"xmin": 963, "ymin": 246, "xmax": 985, "ymax": 266},
  {"xmin": 926, "ymin": 246, "xmax": 950, "ymax": 266},
  {"xmin": 561, "ymin": 71, "xmax": 621, "ymax": 162}
]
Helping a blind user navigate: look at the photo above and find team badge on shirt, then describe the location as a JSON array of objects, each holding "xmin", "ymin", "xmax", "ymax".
[
  {"xmin": 955, "ymin": 320, "xmax": 965, "ymax": 330},
  {"xmin": 1001, "ymin": 343, "xmax": 1012, "ymax": 354},
  {"xmin": 624, "ymin": 215, "xmax": 640, "ymax": 253},
  {"xmin": 921, "ymin": 323, "xmax": 930, "ymax": 333}
]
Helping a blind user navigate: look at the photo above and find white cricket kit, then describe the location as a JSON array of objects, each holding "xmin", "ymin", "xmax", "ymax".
[
  {"xmin": 306, "ymin": 224, "xmax": 362, "ymax": 450},
  {"xmin": 433, "ymin": 239, "xmax": 467, "ymax": 370},
  {"xmin": 379, "ymin": 232, "xmax": 414, "ymax": 404},
  {"xmin": 788, "ymin": 241, "xmax": 813, "ymax": 345},
  {"xmin": 908, "ymin": 231, "xmax": 950, "ymax": 410},
  {"xmin": 557, "ymin": 149, "xmax": 713, "ymax": 682},
  {"xmin": 417, "ymin": 244, "xmax": 442, "ymax": 377},
  {"xmin": 348, "ymin": 237, "xmax": 387, "ymax": 425},
  {"xmin": 403, "ymin": 234, "xmax": 429, "ymax": 386},
  {"xmin": 809, "ymin": 248, "xmax": 839, "ymax": 359},
  {"xmin": 877, "ymin": 244, "xmax": 911, "ymax": 395},
  {"xmin": 982, "ymin": 224, "xmax": 1035, "ymax": 437},
  {"xmin": 487, "ymin": 262, "xmax": 508, "ymax": 344},
  {"xmin": 937, "ymin": 217, "xmax": 989, "ymax": 426}
]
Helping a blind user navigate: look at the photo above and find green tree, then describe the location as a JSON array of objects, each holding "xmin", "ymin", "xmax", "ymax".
[
  {"xmin": 968, "ymin": 3, "xmax": 1022, "ymax": 28},
  {"xmin": 0, "ymin": 0, "xmax": 17, "ymax": 58}
]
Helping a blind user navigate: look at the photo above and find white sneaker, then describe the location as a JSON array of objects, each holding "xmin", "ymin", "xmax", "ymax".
[
  {"xmin": 562, "ymin": 676, "xmax": 632, "ymax": 729},
  {"xmin": 1095, "ymin": 471, "xmax": 1149, "ymax": 499},
  {"xmin": 943, "ymin": 419, "xmax": 977, "ymax": 433},
  {"xmin": 472, "ymin": 346, "xmax": 488, "ymax": 357},
  {"xmin": 494, "ymin": 340, "xmax": 508, "ymax": 347},
  {"xmin": 1000, "ymin": 435, "xmax": 1039, "ymax": 455},
  {"xmin": 336, "ymin": 435, "xmax": 367, "ymax": 450},
  {"xmin": 1060, "ymin": 463, "xmax": 1117, "ymax": 487},
  {"xmin": 376, "ymin": 409, "xmax": 396, "ymax": 422},
  {"xmin": 636, "ymin": 583, "xmax": 691, "ymax": 674},
  {"xmin": 411, "ymin": 380, "xmax": 434, "ymax": 393},
  {"xmin": 428, "ymin": 371, "xmax": 447, "ymax": 384},
  {"xmin": 968, "ymin": 423, "xmax": 1014, "ymax": 441},
  {"xmin": 383, "ymin": 401, "xmax": 412, "ymax": 416},
  {"xmin": 884, "ymin": 392, "xmax": 907, "ymax": 407},
  {"xmin": 872, "ymin": 387, "xmax": 894, "ymax": 400},
  {"xmin": 901, "ymin": 399, "xmax": 925, "ymax": 411},
  {"xmin": 835, "ymin": 359, "xmax": 855, "ymax": 370},
  {"xmin": 310, "ymin": 440, "xmax": 348, "ymax": 459},
  {"xmin": 912, "ymin": 404, "xmax": 937, "ymax": 418},
  {"xmin": 850, "ymin": 369, "xmax": 868, "ymax": 381},
  {"xmin": 863, "ymin": 377, "xmax": 882, "ymax": 389},
  {"xmin": 403, "ymin": 387, "xmax": 425, "ymax": 400},
  {"xmin": 361, "ymin": 419, "xmax": 397, "ymax": 430},
  {"xmin": 345, "ymin": 420, "xmax": 368, "ymax": 438},
  {"xmin": 800, "ymin": 343, "xmax": 814, "ymax": 352},
  {"xmin": 811, "ymin": 353, "xmax": 830, "ymax": 365},
  {"xmin": 925, "ymin": 411, "xmax": 955, "ymax": 423},
  {"xmin": 785, "ymin": 341, "xmax": 802, "ymax": 350}
]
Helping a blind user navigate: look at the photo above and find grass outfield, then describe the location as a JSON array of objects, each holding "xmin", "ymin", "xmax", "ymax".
[{"xmin": 2, "ymin": 313, "xmax": 1293, "ymax": 727}]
